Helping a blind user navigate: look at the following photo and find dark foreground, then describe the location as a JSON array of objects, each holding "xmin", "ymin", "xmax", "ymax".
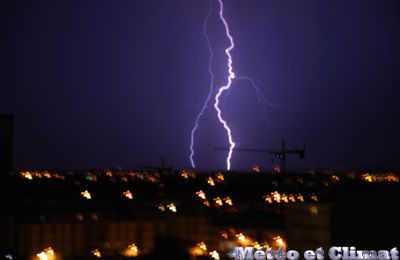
[{"xmin": 0, "ymin": 170, "xmax": 399, "ymax": 259}]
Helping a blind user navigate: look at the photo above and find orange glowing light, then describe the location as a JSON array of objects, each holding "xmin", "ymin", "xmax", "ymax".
[
  {"xmin": 223, "ymin": 196, "xmax": 233, "ymax": 206},
  {"xmin": 210, "ymin": 250, "xmax": 220, "ymax": 260},
  {"xmin": 310, "ymin": 193, "xmax": 318, "ymax": 202},
  {"xmin": 207, "ymin": 177, "xmax": 215, "ymax": 186},
  {"xmin": 213, "ymin": 197, "xmax": 223, "ymax": 207},
  {"xmin": 215, "ymin": 172, "xmax": 225, "ymax": 182},
  {"xmin": 252, "ymin": 164, "xmax": 260, "ymax": 173},
  {"xmin": 196, "ymin": 190, "xmax": 207, "ymax": 200},
  {"xmin": 272, "ymin": 191, "xmax": 281, "ymax": 203},
  {"xmin": 122, "ymin": 243, "xmax": 139, "ymax": 257},
  {"xmin": 81, "ymin": 190, "xmax": 92, "ymax": 200},
  {"xmin": 123, "ymin": 190, "xmax": 133, "ymax": 200},
  {"xmin": 296, "ymin": 193, "xmax": 304, "ymax": 202},
  {"xmin": 91, "ymin": 249, "xmax": 101, "ymax": 258}
]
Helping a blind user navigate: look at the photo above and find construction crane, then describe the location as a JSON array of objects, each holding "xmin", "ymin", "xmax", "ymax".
[{"xmin": 215, "ymin": 140, "xmax": 305, "ymax": 173}]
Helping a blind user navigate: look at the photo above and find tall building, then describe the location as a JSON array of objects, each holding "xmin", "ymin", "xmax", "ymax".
[{"xmin": 0, "ymin": 114, "xmax": 14, "ymax": 175}]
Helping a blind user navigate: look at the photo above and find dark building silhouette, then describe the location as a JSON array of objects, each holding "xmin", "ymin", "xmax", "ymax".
[
  {"xmin": 0, "ymin": 114, "xmax": 14, "ymax": 253},
  {"xmin": 0, "ymin": 114, "xmax": 14, "ymax": 175}
]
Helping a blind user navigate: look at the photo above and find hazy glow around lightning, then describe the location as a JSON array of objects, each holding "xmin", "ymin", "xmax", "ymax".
[
  {"xmin": 214, "ymin": 0, "xmax": 236, "ymax": 171},
  {"xmin": 189, "ymin": 0, "xmax": 214, "ymax": 168}
]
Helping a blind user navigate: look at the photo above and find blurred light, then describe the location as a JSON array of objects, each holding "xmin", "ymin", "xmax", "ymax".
[
  {"xmin": 252, "ymin": 164, "xmax": 260, "ymax": 173},
  {"xmin": 36, "ymin": 252, "xmax": 48, "ymax": 260},
  {"xmin": 167, "ymin": 203, "xmax": 177, "ymax": 212},
  {"xmin": 91, "ymin": 249, "xmax": 101, "ymax": 258},
  {"xmin": 272, "ymin": 191, "xmax": 281, "ymax": 203},
  {"xmin": 310, "ymin": 193, "xmax": 318, "ymax": 202},
  {"xmin": 213, "ymin": 197, "xmax": 223, "ymax": 207},
  {"xmin": 189, "ymin": 242, "xmax": 207, "ymax": 257},
  {"xmin": 252, "ymin": 241, "xmax": 261, "ymax": 249},
  {"xmin": 203, "ymin": 200, "xmax": 211, "ymax": 207},
  {"xmin": 207, "ymin": 177, "xmax": 215, "ymax": 186},
  {"xmin": 210, "ymin": 250, "xmax": 220, "ymax": 260},
  {"xmin": 21, "ymin": 171, "xmax": 33, "ymax": 180},
  {"xmin": 361, "ymin": 172, "xmax": 399, "ymax": 183},
  {"xmin": 196, "ymin": 190, "xmax": 206, "ymax": 200},
  {"xmin": 331, "ymin": 175, "xmax": 340, "ymax": 182},
  {"xmin": 157, "ymin": 204, "xmax": 165, "ymax": 212},
  {"xmin": 91, "ymin": 213, "xmax": 98, "ymax": 221},
  {"xmin": 198, "ymin": 242, "xmax": 207, "ymax": 251},
  {"xmin": 236, "ymin": 233, "xmax": 251, "ymax": 246},
  {"xmin": 215, "ymin": 172, "xmax": 225, "ymax": 182},
  {"xmin": 220, "ymin": 231, "xmax": 228, "ymax": 239},
  {"xmin": 35, "ymin": 247, "xmax": 55, "ymax": 260},
  {"xmin": 273, "ymin": 236, "xmax": 286, "ymax": 251},
  {"xmin": 384, "ymin": 173, "xmax": 399, "ymax": 182},
  {"xmin": 105, "ymin": 171, "xmax": 113, "ymax": 177},
  {"xmin": 180, "ymin": 170, "xmax": 196, "ymax": 179},
  {"xmin": 263, "ymin": 195, "xmax": 273, "ymax": 203},
  {"xmin": 296, "ymin": 193, "xmax": 304, "ymax": 202},
  {"xmin": 81, "ymin": 190, "xmax": 92, "ymax": 199},
  {"xmin": 189, "ymin": 247, "xmax": 205, "ymax": 256},
  {"xmin": 281, "ymin": 194, "xmax": 289, "ymax": 203},
  {"xmin": 122, "ymin": 243, "xmax": 139, "ymax": 257},
  {"xmin": 223, "ymin": 196, "xmax": 233, "ymax": 206},
  {"xmin": 76, "ymin": 213, "xmax": 84, "ymax": 221},
  {"xmin": 123, "ymin": 190, "xmax": 133, "ymax": 200},
  {"xmin": 180, "ymin": 170, "xmax": 190, "ymax": 179},
  {"xmin": 310, "ymin": 205, "xmax": 319, "ymax": 215},
  {"xmin": 361, "ymin": 173, "xmax": 373, "ymax": 182}
]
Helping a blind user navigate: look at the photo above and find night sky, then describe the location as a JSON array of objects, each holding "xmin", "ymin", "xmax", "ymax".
[{"xmin": 1, "ymin": 0, "xmax": 399, "ymax": 171}]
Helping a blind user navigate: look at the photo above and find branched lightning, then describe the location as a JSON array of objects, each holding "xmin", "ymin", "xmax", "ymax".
[
  {"xmin": 214, "ymin": 0, "xmax": 236, "ymax": 171},
  {"xmin": 190, "ymin": 0, "xmax": 280, "ymax": 171},
  {"xmin": 236, "ymin": 75, "xmax": 285, "ymax": 109},
  {"xmin": 189, "ymin": 0, "xmax": 215, "ymax": 168}
]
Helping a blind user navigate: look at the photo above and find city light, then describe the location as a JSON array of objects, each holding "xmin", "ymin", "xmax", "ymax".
[
  {"xmin": 310, "ymin": 193, "xmax": 318, "ymax": 202},
  {"xmin": 196, "ymin": 190, "xmax": 207, "ymax": 200},
  {"xmin": 263, "ymin": 191, "xmax": 320, "ymax": 203},
  {"xmin": 157, "ymin": 204, "xmax": 165, "ymax": 212},
  {"xmin": 223, "ymin": 196, "xmax": 233, "ymax": 206},
  {"xmin": 215, "ymin": 172, "xmax": 225, "ymax": 182},
  {"xmin": 207, "ymin": 177, "xmax": 215, "ymax": 186},
  {"xmin": 252, "ymin": 164, "xmax": 261, "ymax": 173},
  {"xmin": 123, "ymin": 190, "xmax": 134, "ymax": 199},
  {"xmin": 166, "ymin": 203, "xmax": 177, "ymax": 212},
  {"xmin": 21, "ymin": 171, "xmax": 33, "ymax": 180},
  {"xmin": 213, "ymin": 197, "xmax": 223, "ymax": 207},
  {"xmin": 35, "ymin": 247, "xmax": 56, "ymax": 260},
  {"xmin": 189, "ymin": 242, "xmax": 208, "ymax": 257},
  {"xmin": 81, "ymin": 190, "xmax": 92, "ymax": 200},
  {"xmin": 209, "ymin": 250, "xmax": 220, "ymax": 260},
  {"xmin": 122, "ymin": 243, "xmax": 139, "ymax": 257},
  {"xmin": 91, "ymin": 249, "xmax": 101, "ymax": 258},
  {"xmin": 273, "ymin": 235, "xmax": 287, "ymax": 251},
  {"xmin": 235, "ymin": 233, "xmax": 251, "ymax": 246}
]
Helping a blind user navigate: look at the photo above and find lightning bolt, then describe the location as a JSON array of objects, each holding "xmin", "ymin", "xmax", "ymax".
[
  {"xmin": 214, "ymin": 0, "xmax": 236, "ymax": 171},
  {"xmin": 189, "ymin": 0, "xmax": 214, "ymax": 168},
  {"xmin": 190, "ymin": 0, "xmax": 280, "ymax": 170}
]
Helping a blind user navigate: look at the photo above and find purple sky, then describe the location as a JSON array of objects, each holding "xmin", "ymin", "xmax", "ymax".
[{"xmin": 1, "ymin": 0, "xmax": 400, "ymax": 171}]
